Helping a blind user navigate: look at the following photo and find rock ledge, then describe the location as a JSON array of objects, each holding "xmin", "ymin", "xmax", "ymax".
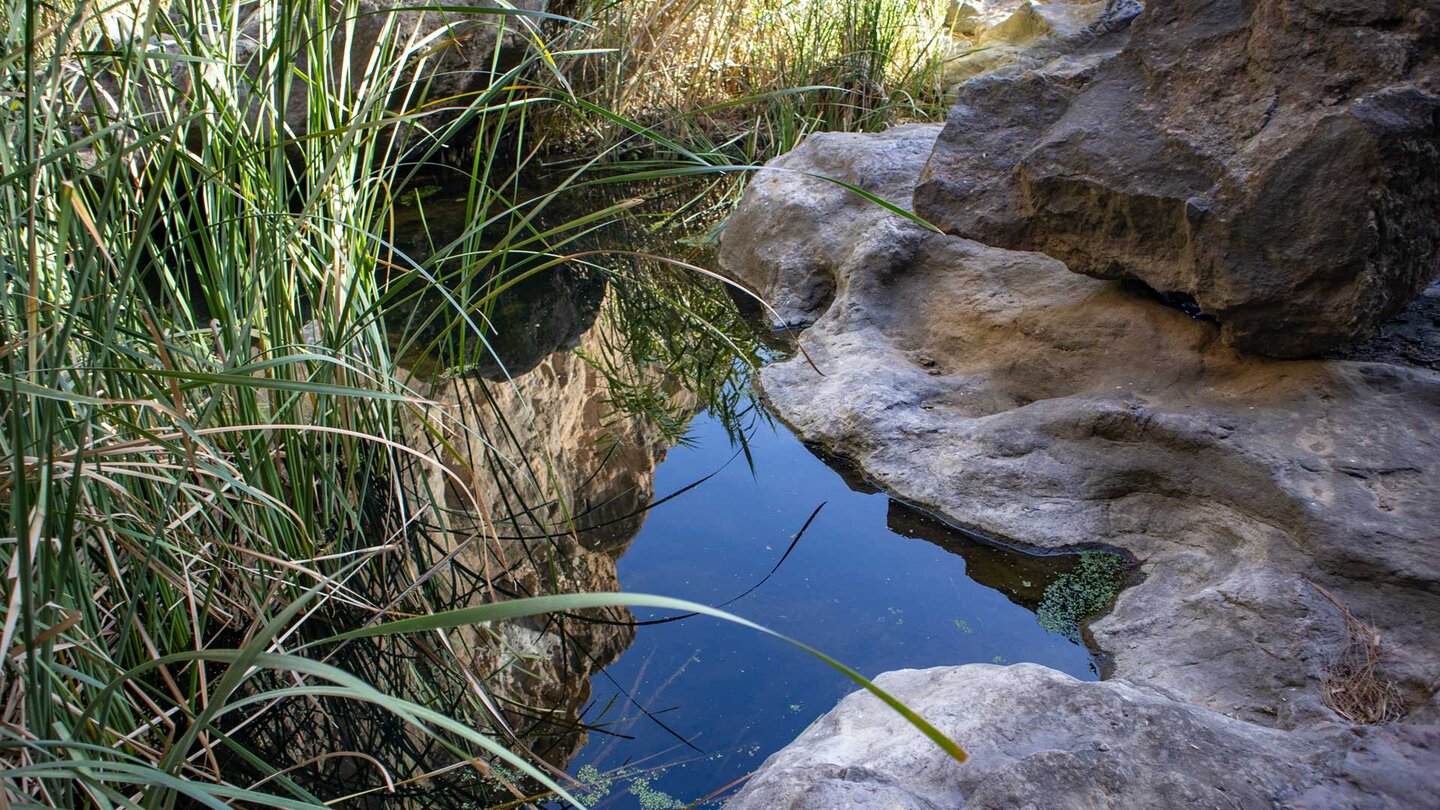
[{"xmin": 719, "ymin": 123, "xmax": 1440, "ymax": 807}]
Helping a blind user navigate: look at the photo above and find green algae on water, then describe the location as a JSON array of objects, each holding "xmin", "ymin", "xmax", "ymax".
[{"xmin": 1036, "ymin": 552, "xmax": 1128, "ymax": 643}]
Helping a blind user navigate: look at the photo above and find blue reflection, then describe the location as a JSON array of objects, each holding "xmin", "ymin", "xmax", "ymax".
[{"xmin": 564, "ymin": 411, "xmax": 1099, "ymax": 807}]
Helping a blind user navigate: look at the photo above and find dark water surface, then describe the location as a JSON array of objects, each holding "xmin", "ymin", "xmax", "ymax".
[{"xmin": 560, "ymin": 410, "xmax": 1101, "ymax": 807}]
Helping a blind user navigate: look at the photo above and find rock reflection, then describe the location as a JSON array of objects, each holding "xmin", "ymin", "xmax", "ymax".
[
  {"xmin": 413, "ymin": 293, "xmax": 698, "ymax": 774},
  {"xmin": 886, "ymin": 502, "xmax": 1081, "ymax": 613},
  {"xmin": 234, "ymin": 185, "xmax": 1123, "ymax": 806}
]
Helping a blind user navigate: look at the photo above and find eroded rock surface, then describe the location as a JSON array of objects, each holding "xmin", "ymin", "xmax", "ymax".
[
  {"xmin": 916, "ymin": 0, "xmax": 1440, "ymax": 357},
  {"xmin": 729, "ymin": 664, "xmax": 1440, "ymax": 809},
  {"xmin": 719, "ymin": 124, "xmax": 1440, "ymax": 806},
  {"xmin": 940, "ymin": 0, "xmax": 1141, "ymax": 88}
]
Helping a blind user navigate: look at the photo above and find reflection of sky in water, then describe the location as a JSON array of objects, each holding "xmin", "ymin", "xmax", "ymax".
[{"xmin": 564, "ymin": 411, "xmax": 1098, "ymax": 807}]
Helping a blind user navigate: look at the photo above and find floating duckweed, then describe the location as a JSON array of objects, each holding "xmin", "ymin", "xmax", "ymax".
[
  {"xmin": 1036, "ymin": 552, "xmax": 1128, "ymax": 643},
  {"xmin": 576, "ymin": 764, "xmax": 613, "ymax": 803},
  {"xmin": 629, "ymin": 776, "xmax": 686, "ymax": 810}
]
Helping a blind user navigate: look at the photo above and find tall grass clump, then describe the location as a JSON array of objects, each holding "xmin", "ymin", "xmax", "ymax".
[
  {"xmin": 0, "ymin": 0, "xmax": 963, "ymax": 805},
  {"xmin": 551, "ymin": 0, "xmax": 954, "ymax": 159},
  {"xmin": 0, "ymin": 0, "xmax": 624, "ymax": 803}
]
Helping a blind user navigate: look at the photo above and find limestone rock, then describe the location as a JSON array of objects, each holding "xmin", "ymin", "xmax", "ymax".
[
  {"xmin": 719, "ymin": 124, "xmax": 1440, "ymax": 805},
  {"xmin": 985, "ymin": 1, "xmax": 1053, "ymax": 44},
  {"xmin": 941, "ymin": 0, "xmax": 1139, "ymax": 87},
  {"xmin": 945, "ymin": 0, "xmax": 986, "ymax": 38},
  {"xmin": 726, "ymin": 664, "xmax": 1439, "ymax": 809},
  {"xmin": 718, "ymin": 124, "xmax": 940, "ymax": 328},
  {"xmin": 916, "ymin": 0, "xmax": 1440, "ymax": 357}
]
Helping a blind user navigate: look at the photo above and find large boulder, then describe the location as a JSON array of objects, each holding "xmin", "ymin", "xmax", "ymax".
[
  {"xmin": 915, "ymin": 0, "xmax": 1440, "ymax": 357},
  {"xmin": 719, "ymin": 124, "xmax": 1440, "ymax": 805}
]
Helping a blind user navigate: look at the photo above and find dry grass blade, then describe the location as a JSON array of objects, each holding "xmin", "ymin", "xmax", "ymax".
[{"xmin": 1313, "ymin": 583, "xmax": 1405, "ymax": 725}]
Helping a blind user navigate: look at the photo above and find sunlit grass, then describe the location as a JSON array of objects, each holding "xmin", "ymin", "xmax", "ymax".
[{"xmin": 553, "ymin": 0, "xmax": 954, "ymax": 159}]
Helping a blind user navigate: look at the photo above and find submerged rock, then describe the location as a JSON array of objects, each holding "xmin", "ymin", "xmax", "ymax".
[
  {"xmin": 916, "ymin": 0, "xmax": 1440, "ymax": 357},
  {"xmin": 719, "ymin": 124, "xmax": 1440, "ymax": 805}
]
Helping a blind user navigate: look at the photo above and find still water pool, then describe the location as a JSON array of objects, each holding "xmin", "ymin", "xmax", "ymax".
[
  {"xmin": 373, "ymin": 182, "xmax": 1119, "ymax": 807},
  {"xmin": 559, "ymin": 409, "xmax": 1104, "ymax": 807}
]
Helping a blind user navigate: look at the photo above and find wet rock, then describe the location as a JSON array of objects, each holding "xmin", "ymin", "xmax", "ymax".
[
  {"xmin": 719, "ymin": 124, "xmax": 1440, "ymax": 805},
  {"xmin": 728, "ymin": 664, "xmax": 1356, "ymax": 809},
  {"xmin": 917, "ymin": 0, "xmax": 1440, "ymax": 358}
]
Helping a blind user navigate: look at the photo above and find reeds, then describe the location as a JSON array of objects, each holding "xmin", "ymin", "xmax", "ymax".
[
  {"xmin": 0, "ymin": 0, "xmax": 640, "ymax": 803},
  {"xmin": 0, "ymin": 0, "xmax": 963, "ymax": 805}
]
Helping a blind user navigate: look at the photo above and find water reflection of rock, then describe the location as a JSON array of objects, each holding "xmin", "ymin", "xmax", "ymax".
[
  {"xmin": 814, "ymin": 447, "xmax": 1115, "ymax": 621},
  {"xmin": 410, "ymin": 287, "xmax": 697, "ymax": 774},
  {"xmin": 388, "ymin": 264, "xmax": 608, "ymax": 383},
  {"xmin": 886, "ymin": 503, "xmax": 1077, "ymax": 613},
  {"xmin": 889, "ymin": 501, "xmax": 1126, "ymax": 658},
  {"xmin": 231, "ymin": 277, "xmax": 676, "ymax": 804}
]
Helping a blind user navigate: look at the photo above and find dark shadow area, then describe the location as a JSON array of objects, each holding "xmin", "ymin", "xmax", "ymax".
[{"xmin": 1325, "ymin": 282, "xmax": 1440, "ymax": 370}]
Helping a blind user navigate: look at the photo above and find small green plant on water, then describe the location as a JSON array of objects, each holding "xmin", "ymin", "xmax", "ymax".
[
  {"xmin": 1036, "ymin": 552, "xmax": 1129, "ymax": 643},
  {"xmin": 629, "ymin": 776, "xmax": 687, "ymax": 810}
]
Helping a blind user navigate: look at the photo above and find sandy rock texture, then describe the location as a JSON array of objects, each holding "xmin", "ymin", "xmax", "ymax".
[
  {"xmin": 719, "ymin": 123, "xmax": 1440, "ymax": 807},
  {"xmin": 940, "ymin": 0, "xmax": 1141, "ymax": 87}
]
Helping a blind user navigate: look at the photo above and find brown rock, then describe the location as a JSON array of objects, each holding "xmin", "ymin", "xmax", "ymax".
[{"xmin": 915, "ymin": 0, "xmax": 1440, "ymax": 357}]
